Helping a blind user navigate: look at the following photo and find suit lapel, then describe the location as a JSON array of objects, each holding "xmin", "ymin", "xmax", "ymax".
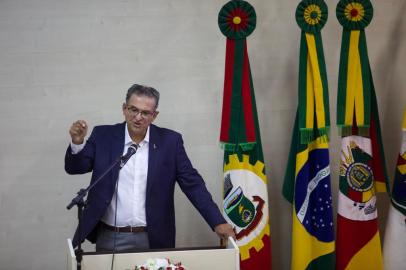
[{"xmin": 146, "ymin": 124, "xmax": 159, "ymax": 196}]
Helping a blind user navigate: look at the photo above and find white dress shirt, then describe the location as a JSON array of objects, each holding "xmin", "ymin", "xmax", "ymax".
[{"xmin": 71, "ymin": 124, "xmax": 149, "ymax": 227}]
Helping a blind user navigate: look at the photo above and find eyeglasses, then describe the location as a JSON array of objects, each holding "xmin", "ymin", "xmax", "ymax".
[{"xmin": 126, "ymin": 106, "xmax": 155, "ymax": 119}]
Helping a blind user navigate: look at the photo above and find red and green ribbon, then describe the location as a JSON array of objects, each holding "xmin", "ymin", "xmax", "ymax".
[
  {"xmin": 296, "ymin": 0, "xmax": 330, "ymax": 144},
  {"xmin": 219, "ymin": 0, "xmax": 257, "ymax": 151},
  {"xmin": 336, "ymin": 0, "xmax": 374, "ymax": 136}
]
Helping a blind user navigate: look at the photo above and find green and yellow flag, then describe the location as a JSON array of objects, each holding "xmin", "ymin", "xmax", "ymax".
[
  {"xmin": 283, "ymin": 1, "xmax": 335, "ymax": 269},
  {"xmin": 335, "ymin": 1, "xmax": 389, "ymax": 269},
  {"xmin": 218, "ymin": 1, "xmax": 271, "ymax": 269},
  {"xmin": 296, "ymin": 0, "xmax": 330, "ymax": 144},
  {"xmin": 336, "ymin": 0, "xmax": 373, "ymax": 136}
]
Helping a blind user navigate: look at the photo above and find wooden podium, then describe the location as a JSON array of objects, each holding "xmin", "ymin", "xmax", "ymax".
[{"xmin": 66, "ymin": 238, "xmax": 240, "ymax": 270}]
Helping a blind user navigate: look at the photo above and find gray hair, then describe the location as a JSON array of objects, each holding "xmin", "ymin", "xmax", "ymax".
[{"xmin": 126, "ymin": 84, "xmax": 160, "ymax": 109}]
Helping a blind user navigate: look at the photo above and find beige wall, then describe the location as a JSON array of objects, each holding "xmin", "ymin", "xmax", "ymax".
[{"xmin": 0, "ymin": 0, "xmax": 405, "ymax": 269}]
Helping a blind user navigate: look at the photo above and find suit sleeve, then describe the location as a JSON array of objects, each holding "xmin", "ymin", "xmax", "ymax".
[
  {"xmin": 64, "ymin": 127, "xmax": 98, "ymax": 175},
  {"xmin": 174, "ymin": 135, "xmax": 226, "ymax": 230}
]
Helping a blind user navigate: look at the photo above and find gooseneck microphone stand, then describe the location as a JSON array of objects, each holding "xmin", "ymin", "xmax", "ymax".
[{"xmin": 66, "ymin": 144, "xmax": 138, "ymax": 270}]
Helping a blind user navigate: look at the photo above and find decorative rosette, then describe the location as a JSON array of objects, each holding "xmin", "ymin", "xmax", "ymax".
[
  {"xmin": 336, "ymin": 0, "xmax": 373, "ymax": 30},
  {"xmin": 296, "ymin": 0, "xmax": 328, "ymax": 33},
  {"xmin": 218, "ymin": 0, "xmax": 256, "ymax": 39}
]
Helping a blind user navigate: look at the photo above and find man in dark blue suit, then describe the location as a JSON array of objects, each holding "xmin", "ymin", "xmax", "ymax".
[{"xmin": 65, "ymin": 84, "xmax": 234, "ymax": 251}]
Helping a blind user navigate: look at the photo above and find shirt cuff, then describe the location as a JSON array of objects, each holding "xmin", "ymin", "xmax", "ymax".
[{"xmin": 70, "ymin": 141, "xmax": 85, "ymax": 154}]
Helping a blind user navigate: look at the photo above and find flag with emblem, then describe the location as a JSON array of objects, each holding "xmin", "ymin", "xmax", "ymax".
[
  {"xmin": 284, "ymin": 115, "xmax": 335, "ymax": 270},
  {"xmin": 218, "ymin": 1, "xmax": 271, "ymax": 269},
  {"xmin": 335, "ymin": 1, "xmax": 389, "ymax": 269},
  {"xmin": 283, "ymin": 1, "xmax": 335, "ymax": 269},
  {"xmin": 383, "ymin": 108, "xmax": 406, "ymax": 270}
]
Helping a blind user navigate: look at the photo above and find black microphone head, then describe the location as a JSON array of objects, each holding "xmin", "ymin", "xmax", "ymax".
[
  {"xmin": 128, "ymin": 143, "xmax": 139, "ymax": 154},
  {"xmin": 120, "ymin": 144, "xmax": 139, "ymax": 168}
]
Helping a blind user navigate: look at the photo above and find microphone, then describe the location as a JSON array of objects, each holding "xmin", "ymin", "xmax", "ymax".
[{"xmin": 119, "ymin": 144, "xmax": 139, "ymax": 168}]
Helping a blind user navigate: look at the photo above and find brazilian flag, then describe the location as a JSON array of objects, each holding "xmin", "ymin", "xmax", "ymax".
[
  {"xmin": 283, "ymin": 113, "xmax": 335, "ymax": 270},
  {"xmin": 283, "ymin": 0, "xmax": 335, "ymax": 269}
]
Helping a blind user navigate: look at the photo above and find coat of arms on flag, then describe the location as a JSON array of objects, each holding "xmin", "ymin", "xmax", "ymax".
[
  {"xmin": 218, "ymin": 1, "xmax": 271, "ymax": 269},
  {"xmin": 335, "ymin": 1, "xmax": 389, "ymax": 269}
]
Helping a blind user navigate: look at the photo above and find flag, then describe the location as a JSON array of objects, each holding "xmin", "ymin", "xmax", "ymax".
[
  {"xmin": 218, "ymin": 1, "xmax": 271, "ymax": 269},
  {"xmin": 295, "ymin": 0, "xmax": 330, "ymax": 144},
  {"xmin": 335, "ymin": 1, "xmax": 389, "ymax": 269},
  {"xmin": 283, "ymin": 1, "xmax": 335, "ymax": 269},
  {"xmin": 383, "ymin": 108, "xmax": 406, "ymax": 270},
  {"xmin": 283, "ymin": 115, "xmax": 335, "ymax": 270}
]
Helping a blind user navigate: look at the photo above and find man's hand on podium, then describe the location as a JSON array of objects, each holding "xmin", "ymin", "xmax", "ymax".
[{"xmin": 214, "ymin": 223, "xmax": 235, "ymax": 242}]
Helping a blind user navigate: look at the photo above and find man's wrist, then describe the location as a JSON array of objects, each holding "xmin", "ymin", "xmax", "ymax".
[{"xmin": 70, "ymin": 141, "xmax": 85, "ymax": 154}]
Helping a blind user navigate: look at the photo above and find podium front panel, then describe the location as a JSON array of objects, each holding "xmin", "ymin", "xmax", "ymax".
[{"xmin": 67, "ymin": 238, "xmax": 240, "ymax": 270}]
